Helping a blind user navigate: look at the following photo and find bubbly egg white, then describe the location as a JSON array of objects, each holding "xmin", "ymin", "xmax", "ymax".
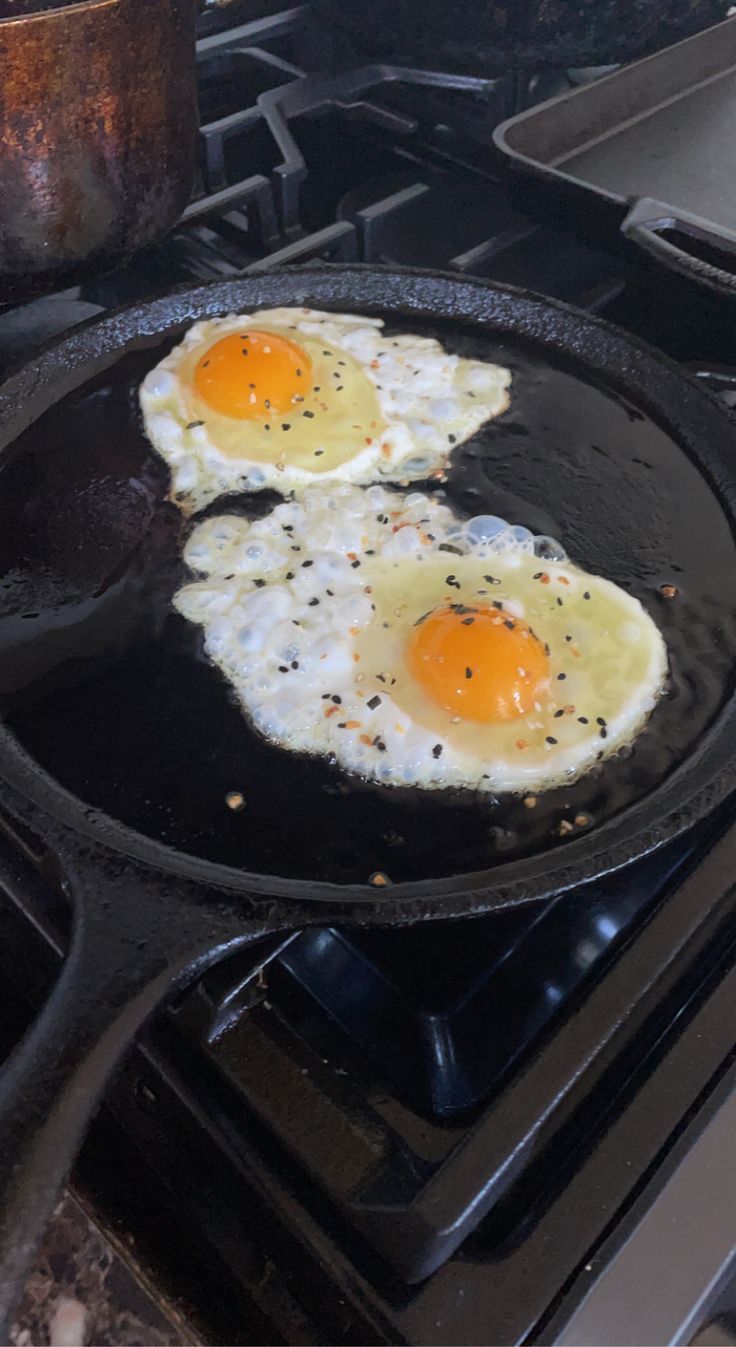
[
  {"xmin": 140, "ymin": 308, "xmax": 511, "ymax": 514},
  {"xmin": 174, "ymin": 483, "xmax": 668, "ymax": 795}
]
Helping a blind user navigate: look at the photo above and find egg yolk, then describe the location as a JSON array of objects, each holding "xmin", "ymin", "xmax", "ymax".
[
  {"xmin": 406, "ymin": 603, "xmax": 550, "ymax": 723},
  {"xmin": 193, "ymin": 330, "xmax": 312, "ymax": 419}
]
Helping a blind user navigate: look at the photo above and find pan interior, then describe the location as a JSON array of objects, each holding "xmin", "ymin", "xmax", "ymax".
[{"xmin": 1, "ymin": 307, "xmax": 735, "ymax": 887}]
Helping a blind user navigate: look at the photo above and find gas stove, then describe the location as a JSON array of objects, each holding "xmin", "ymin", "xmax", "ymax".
[{"xmin": 3, "ymin": 6, "xmax": 736, "ymax": 1344}]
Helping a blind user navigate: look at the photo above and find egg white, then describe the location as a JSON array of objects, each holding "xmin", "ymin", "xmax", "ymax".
[
  {"xmin": 174, "ymin": 483, "xmax": 668, "ymax": 796},
  {"xmin": 140, "ymin": 308, "xmax": 511, "ymax": 515}
]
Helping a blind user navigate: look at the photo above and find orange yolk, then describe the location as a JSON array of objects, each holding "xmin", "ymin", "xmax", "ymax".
[
  {"xmin": 406, "ymin": 603, "xmax": 550, "ymax": 723},
  {"xmin": 193, "ymin": 330, "xmax": 312, "ymax": 419}
]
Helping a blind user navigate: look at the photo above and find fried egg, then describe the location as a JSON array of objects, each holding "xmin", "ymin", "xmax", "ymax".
[
  {"xmin": 140, "ymin": 309, "xmax": 510, "ymax": 514},
  {"xmin": 174, "ymin": 484, "xmax": 667, "ymax": 794}
]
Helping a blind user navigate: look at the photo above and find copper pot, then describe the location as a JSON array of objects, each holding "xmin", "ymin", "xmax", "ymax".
[{"xmin": 0, "ymin": 0, "xmax": 199, "ymax": 298}]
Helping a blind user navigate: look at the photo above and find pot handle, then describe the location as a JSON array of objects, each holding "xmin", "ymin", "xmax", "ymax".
[
  {"xmin": 0, "ymin": 828, "xmax": 279, "ymax": 1337},
  {"xmin": 621, "ymin": 197, "xmax": 736, "ymax": 299}
]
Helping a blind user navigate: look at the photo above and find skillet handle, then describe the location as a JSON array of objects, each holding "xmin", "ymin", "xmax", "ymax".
[
  {"xmin": 0, "ymin": 837, "xmax": 279, "ymax": 1337},
  {"xmin": 621, "ymin": 197, "xmax": 736, "ymax": 299}
]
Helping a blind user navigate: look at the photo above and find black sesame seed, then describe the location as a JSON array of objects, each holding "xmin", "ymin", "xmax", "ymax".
[
  {"xmin": 278, "ymin": 665, "xmax": 288, "ymax": 673},
  {"xmin": 533, "ymin": 572, "xmax": 542, "ymax": 580},
  {"xmin": 597, "ymin": 717, "xmax": 607, "ymax": 726},
  {"xmin": 367, "ymin": 695, "xmax": 381, "ymax": 710},
  {"xmin": 301, "ymin": 559, "xmax": 313, "ymax": 568},
  {"xmin": 331, "ymin": 695, "xmax": 342, "ymax": 704},
  {"xmin": 326, "ymin": 588, "xmax": 334, "ymax": 596},
  {"xmin": 583, "ymin": 591, "xmax": 591, "ymax": 600},
  {"xmin": 448, "ymin": 434, "xmax": 457, "ymax": 444},
  {"xmin": 565, "ymin": 635, "xmax": 572, "ymax": 642},
  {"xmin": 283, "ymin": 523, "xmax": 293, "ymax": 531},
  {"xmin": 484, "ymin": 575, "xmax": 501, "ymax": 585},
  {"xmin": 303, "ymin": 410, "xmax": 315, "ymax": 419},
  {"xmin": 599, "ymin": 727, "xmax": 608, "ymax": 739},
  {"xmin": 465, "ymin": 667, "xmax": 473, "ymax": 679},
  {"xmin": 578, "ymin": 716, "xmax": 589, "ymax": 724},
  {"xmin": 254, "ymin": 578, "xmax": 266, "ymax": 589},
  {"xmin": 351, "ymin": 559, "xmax": 361, "ymax": 569},
  {"xmin": 264, "ymin": 424, "xmax": 271, "ymax": 431},
  {"xmin": 337, "ymin": 722, "xmax": 346, "ymax": 729},
  {"xmin": 296, "ymin": 368, "xmax": 302, "ymax": 377},
  {"xmin": 554, "ymin": 709, "xmax": 564, "ymax": 718},
  {"xmin": 282, "ymin": 423, "xmax": 291, "ymax": 431},
  {"xmin": 462, "ymin": 616, "xmax": 475, "ymax": 625},
  {"xmin": 308, "ymin": 597, "xmax": 319, "ymax": 606},
  {"xmin": 546, "ymin": 736, "xmax": 558, "ymax": 745},
  {"xmin": 556, "ymin": 597, "xmax": 564, "ymax": 607},
  {"xmin": 314, "ymin": 449, "xmax": 324, "ymax": 456},
  {"xmin": 338, "ymin": 360, "xmax": 346, "ymax": 366},
  {"xmin": 186, "ymin": 420, "xmax": 204, "ymax": 429},
  {"xmin": 291, "ymin": 545, "xmax": 301, "ymax": 552},
  {"xmin": 291, "ymin": 660, "xmax": 299, "ymax": 669},
  {"xmin": 285, "ymin": 571, "xmax": 294, "ymax": 580},
  {"xmin": 439, "ymin": 542, "xmax": 463, "ymax": 555},
  {"xmin": 557, "ymin": 672, "xmax": 567, "ymax": 680},
  {"xmin": 336, "ymin": 385, "xmax": 344, "ymax": 391},
  {"xmin": 314, "ymin": 385, "xmax": 321, "ymax": 392},
  {"xmin": 504, "ymin": 620, "xmax": 515, "ymax": 630},
  {"xmin": 432, "ymin": 743, "xmax": 443, "ymax": 758},
  {"xmin": 493, "ymin": 600, "xmax": 504, "ymax": 611}
]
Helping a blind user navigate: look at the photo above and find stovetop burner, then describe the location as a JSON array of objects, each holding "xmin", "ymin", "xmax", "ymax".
[{"xmin": 2, "ymin": 6, "xmax": 736, "ymax": 1344}]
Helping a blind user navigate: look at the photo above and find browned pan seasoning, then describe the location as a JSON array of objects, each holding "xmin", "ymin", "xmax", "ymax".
[{"xmin": 0, "ymin": 0, "xmax": 198, "ymax": 297}]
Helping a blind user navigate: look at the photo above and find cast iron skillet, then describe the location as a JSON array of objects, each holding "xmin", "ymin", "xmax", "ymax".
[{"xmin": 1, "ymin": 265, "xmax": 736, "ymax": 1327}]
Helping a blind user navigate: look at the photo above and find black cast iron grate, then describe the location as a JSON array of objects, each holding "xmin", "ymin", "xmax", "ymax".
[{"xmin": 2, "ymin": 6, "xmax": 736, "ymax": 1341}]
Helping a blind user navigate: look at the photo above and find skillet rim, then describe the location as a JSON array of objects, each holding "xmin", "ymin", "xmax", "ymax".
[{"xmin": 1, "ymin": 262, "xmax": 735, "ymax": 916}]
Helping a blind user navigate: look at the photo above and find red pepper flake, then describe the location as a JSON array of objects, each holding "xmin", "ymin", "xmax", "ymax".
[
  {"xmin": 365, "ymin": 437, "xmax": 373, "ymax": 445},
  {"xmin": 516, "ymin": 738, "xmax": 529, "ymax": 751},
  {"xmin": 523, "ymin": 795, "xmax": 537, "ymax": 809},
  {"xmin": 575, "ymin": 813, "xmax": 591, "ymax": 827},
  {"xmin": 225, "ymin": 791, "xmax": 245, "ymax": 811},
  {"xmin": 369, "ymin": 871, "xmax": 391, "ymax": 887},
  {"xmin": 360, "ymin": 734, "xmax": 373, "ymax": 746},
  {"xmin": 344, "ymin": 719, "xmax": 361, "ymax": 729},
  {"xmin": 557, "ymin": 576, "xmax": 570, "ymax": 585},
  {"xmin": 324, "ymin": 705, "xmax": 340, "ymax": 718},
  {"xmin": 660, "ymin": 584, "xmax": 679, "ymax": 599}
]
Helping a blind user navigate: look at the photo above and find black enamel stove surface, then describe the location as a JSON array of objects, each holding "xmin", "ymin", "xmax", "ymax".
[{"xmin": 2, "ymin": 5, "xmax": 736, "ymax": 1344}]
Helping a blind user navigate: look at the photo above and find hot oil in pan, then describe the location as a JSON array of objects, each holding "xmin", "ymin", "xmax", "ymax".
[{"xmin": 1, "ymin": 319, "xmax": 735, "ymax": 885}]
